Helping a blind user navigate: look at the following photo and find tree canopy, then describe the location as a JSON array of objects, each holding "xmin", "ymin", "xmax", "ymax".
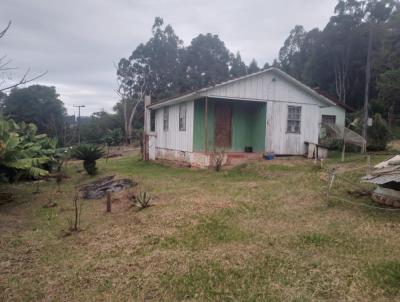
[
  {"xmin": 278, "ymin": 0, "xmax": 400, "ymax": 112},
  {"xmin": 117, "ymin": 17, "xmax": 262, "ymax": 105},
  {"xmin": 2, "ymin": 85, "xmax": 66, "ymax": 138}
]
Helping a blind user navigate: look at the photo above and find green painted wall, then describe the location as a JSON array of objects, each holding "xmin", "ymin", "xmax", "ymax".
[
  {"xmin": 193, "ymin": 99, "xmax": 216, "ymax": 151},
  {"xmin": 193, "ymin": 99, "xmax": 266, "ymax": 153},
  {"xmin": 321, "ymin": 106, "xmax": 346, "ymax": 128},
  {"xmin": 252, "ymin": 103, "xmax": 267, "ymax": 152}
]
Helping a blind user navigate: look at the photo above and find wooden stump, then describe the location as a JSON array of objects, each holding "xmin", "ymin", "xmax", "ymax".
[{"xmin": 106, "ymin": 191, "xmax": 112, "ymax": 213}]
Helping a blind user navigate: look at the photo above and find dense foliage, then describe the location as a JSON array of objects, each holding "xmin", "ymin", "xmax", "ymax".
[
  {"xmin": 278, "ymin": 0, "xmax": 400, "ymax": 113},
  {"xmin": 117, "ymin": 17, "xmax": 258, "ymax": 103},
  {"xmin": 2, "ymin": 85, "xmax": 67, "ymax": 138},
  {"xmin": 71, "ymin": 144, "xmax": 105, "ymax": 175},
  {"xmin": 367, "ymin": 114, "xmax": 391, "ymax": 150},
  {"xmin": 0, "ymin": 118, "xmax": 57, "ymax": 182}
]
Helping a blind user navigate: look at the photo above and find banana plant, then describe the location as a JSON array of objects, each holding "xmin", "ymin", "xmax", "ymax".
[{"xmin": 0, "ymin": 118, "xmax": 56, "ymax": 182}]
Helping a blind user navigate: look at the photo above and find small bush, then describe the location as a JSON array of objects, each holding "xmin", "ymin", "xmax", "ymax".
[
  {"xmin": 71, "ymin": 144, "xmax": 105, "ymax": 175},
  {"xmin": 367, "ymin": 114, "xmax": 391, "ymax": 151},
  {"xmin": 212, "ymin": 150, "xmax": 225, "ymax": 172}
]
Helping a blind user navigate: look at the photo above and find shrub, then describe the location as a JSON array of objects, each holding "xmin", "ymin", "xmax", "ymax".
[
  {"xmin": 71, "ymin": 144, "xmax": 105, "ymax": 175},
  {"xmin": 367, "ymin": 114, "xmax": 391, "ymax": 151},
  {"xmin": 212, "ymin": 150, "xmax": 225, "ymax": 172}
]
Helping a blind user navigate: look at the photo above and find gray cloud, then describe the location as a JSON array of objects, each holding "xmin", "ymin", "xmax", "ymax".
[{"xmin": 1, "ymin": 0, "xmax": 337, "ymax": 115}]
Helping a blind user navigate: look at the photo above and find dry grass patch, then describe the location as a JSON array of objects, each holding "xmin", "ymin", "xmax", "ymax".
[{"xmin": 1, "ymin": 153, "xmax": 400, "ymax": 301}]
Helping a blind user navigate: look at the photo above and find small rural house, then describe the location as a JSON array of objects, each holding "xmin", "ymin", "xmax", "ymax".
[{"xmin": 144, "ymin": 67, "xmax": 340, "ymax": 167}]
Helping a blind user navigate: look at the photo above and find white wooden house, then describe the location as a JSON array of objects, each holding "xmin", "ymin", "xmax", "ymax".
[{"xmin": 144, "ymin": 67, "xmax": 338, "ymax": 167}]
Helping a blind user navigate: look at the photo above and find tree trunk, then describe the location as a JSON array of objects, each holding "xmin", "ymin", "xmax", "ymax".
[
  {"xmin": 123, "ymin": 98, "xmax": 129, "ymax": 145},
  {"xmin": 362, "ymin": 27, "xmax": 373, "ymax": 154}
]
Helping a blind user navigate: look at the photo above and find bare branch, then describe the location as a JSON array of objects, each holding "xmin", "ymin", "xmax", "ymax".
[
  {"xmin": 0, "ymin": 21, "xmax": 11, "ymax": 39},
  {"xmin": 0, "ymin": 70, "xmax": 48, "ymax": 92}
]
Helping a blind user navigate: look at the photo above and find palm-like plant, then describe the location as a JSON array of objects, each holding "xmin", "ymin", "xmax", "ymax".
[{"xmin": 72, "ymin": 144, "xmax": 105, "ymax": 175}]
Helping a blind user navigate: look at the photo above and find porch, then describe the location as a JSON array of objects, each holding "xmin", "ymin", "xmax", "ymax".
[{"xmin": 192, "ymin": 98, "xmax": 267, "ymax": 156}]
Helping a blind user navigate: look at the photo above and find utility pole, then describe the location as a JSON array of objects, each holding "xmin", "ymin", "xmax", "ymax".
[
  {"xmin": 73, "ymin": 105, "xmax": 85, "ymax": 145},
  {"xmin": 362, "ymin": 27, "xmax": 373, "ymax": 154}
]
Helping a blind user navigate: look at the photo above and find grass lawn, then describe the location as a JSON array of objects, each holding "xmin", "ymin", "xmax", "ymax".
[{"xmin": 1, "ymin": 152, "xmax": 400, "ymax": 301}]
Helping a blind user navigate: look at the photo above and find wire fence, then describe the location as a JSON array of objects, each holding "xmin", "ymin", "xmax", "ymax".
[{"xmin": 324, "ymin": 158, "xmax": 400, "ymax": 212}]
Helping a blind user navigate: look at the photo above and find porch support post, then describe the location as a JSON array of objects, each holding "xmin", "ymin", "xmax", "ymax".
[{"xmin": 204, "ymin": 97, "xmax": 208, "ymax": 153}]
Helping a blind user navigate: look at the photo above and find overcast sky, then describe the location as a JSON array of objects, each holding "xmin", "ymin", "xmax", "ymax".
[{"xmin": 1, "ymin": 0, "xmax": 337, "ymax": 116}]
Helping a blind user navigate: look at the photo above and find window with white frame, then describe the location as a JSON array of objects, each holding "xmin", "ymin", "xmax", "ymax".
[
  {"xmin": 287, "ymin": 106, "xmax": 301, "ymax": 133},
  {"xmin": 179, "ymin": 103, "xmax": 186, "ymax": 131},
  {"xmin": 163, "ymin": 107, "xmax": 169, "ymax": 131}
]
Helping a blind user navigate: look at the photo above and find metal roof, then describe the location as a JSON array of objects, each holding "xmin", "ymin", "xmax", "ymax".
[
  {"xmin": 147, "ymin": 67, "xmax": 336, "ymax": 109},
  {"xmin": 363, "ymin": 173, "xmax": 400, "ymax": 185},
  {"xmin": 362, "ymin": 156, "xmax": 400, "ymax": 185}
]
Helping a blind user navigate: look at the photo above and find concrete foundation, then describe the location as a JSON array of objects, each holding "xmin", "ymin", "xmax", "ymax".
[{"xmin": 155, "ymin": 147, "xmax": 263, "ymax": 168}]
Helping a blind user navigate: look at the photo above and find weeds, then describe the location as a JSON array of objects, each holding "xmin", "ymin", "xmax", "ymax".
[{"xmin": 211, "ymin": 150, "xmax": 225, "ymax": 172}]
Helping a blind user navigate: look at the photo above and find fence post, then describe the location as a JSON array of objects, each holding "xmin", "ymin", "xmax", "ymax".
[
  {"xmin": 106, "ymin": 191, "xmax": 112, "ymax": 213},
  {"xmin": 366, "ymin": 155, "xmax": 371, "ymax": 176},
  {"xmin": 326, "ymin": 170, "xmax": 336, "ymax": 207}
]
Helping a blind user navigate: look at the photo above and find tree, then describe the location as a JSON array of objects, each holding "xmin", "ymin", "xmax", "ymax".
[
  {"xmin": 182, "ymin": 33, "xmax": 231, "ymax": 90},
  {"xmin": 229, "ymin": 52, "xmax": 247, "ymax": 78},
  {"xmin": 3, "ymin": 85, "xmax": 66, "ymax": 139},
  {"xmin": 0, "ymin": 91, "xmax": 6, "ymax": 114},
  {"xmin": 79, "ymin": 111, "xmax": 122, "ymax": 144},
  {"xmin": 277, "ymin": 0, "xmax": 399, "ymax": 116},
  {"xmin": 117, "ymin": 17, "xmax": 182, "ymax": 143},
  {"xmin": 360, "ymin": 0, "xmax": 398, "ymax": 151},
  {"xmin": 279, "ymin": 25, "xmax": 308, "ymax": 79},
  {"xmin": 377, "ymin": 69, "xmax": 400, "ymax": 127},
  {"xmin": 247, "ymin": 59, "xmax": 260, "ymax": 74}
]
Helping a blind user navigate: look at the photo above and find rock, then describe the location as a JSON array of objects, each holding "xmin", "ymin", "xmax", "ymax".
[
  {"xmin": 393, "ymin": 201, "xmax": 400, "ymax": 208},
  {"xmin": 385, "ymin": 198, "xmax": 394, "ymax": 206}
]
